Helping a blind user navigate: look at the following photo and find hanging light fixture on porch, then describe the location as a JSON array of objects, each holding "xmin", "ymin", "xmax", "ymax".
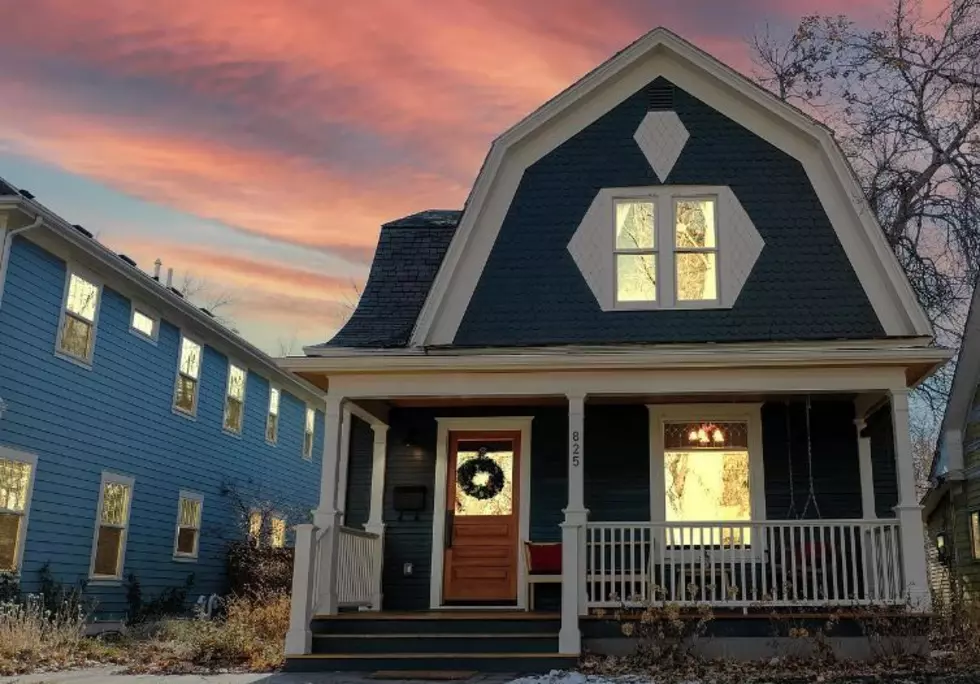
[{"xmin": 687, "ymin": 423, "xmax": 725, "ymax": 445}]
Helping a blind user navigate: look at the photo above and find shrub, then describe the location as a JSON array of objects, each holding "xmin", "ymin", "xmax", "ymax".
[
  {"xmin": 226, "ymin": 541, "xmax": 292, "ymax": 596},
  {"xmin": 125, "ymin": 573, "xmax": 195, "ymax": 624}
]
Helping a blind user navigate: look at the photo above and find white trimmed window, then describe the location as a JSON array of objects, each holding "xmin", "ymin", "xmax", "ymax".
[
  {"xmin": 649, "ymin": 404, "xmax": 765, "ymax": 548},
  {"xmin": 613, "ymin": 195, "xmax": 718, "ymax": 306},
  {"xmin": 174, "ymin": 492, "xmax": 203, "ymax": 559},
  {"xmin": 130, "ymin": 305, "xmax": 158, "ymax": 341},
  {"xmin": 57, "ymin": 270, "xmax": 101, "ymax": 363},
  {"xmin": 0, "ymin": 449, "xmax": 37, "ymax": 573},
  {"xmin": 174, "ymin": 336, "xmax": 202, "ymax": 415},
  {"xmin": 90, "ymin": 473, "xmax": 134, "ymax": 580},
  {"xmin": 971, "ymin": 511, "xmax": 980, "ymax": 561},
  {"xmin": 303, "ymin": 407, "xmax": 315, "ymax": 460},
  {"xmin": 270, "ymin": 515, "xmax": 286, "ymax": 549},
  {"xmin": 223, "ymin": 363, "xmax": 247, "ymax": 434},
  {"xmin": 248, "ymin": 510, "xmax": 262, "ymax": 547},
  {"xmin": 266, "ymin": 387, "xmax": 280, "ymax": 444}
]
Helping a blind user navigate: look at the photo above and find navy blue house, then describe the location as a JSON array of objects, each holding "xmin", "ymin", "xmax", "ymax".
[
  {"xmin": 278, "ymin": 29, "xmax": 950, "ymax": 672},
  {"xmin": 0, "ymin": 179, "xmax": 325, "ymax": 623}
]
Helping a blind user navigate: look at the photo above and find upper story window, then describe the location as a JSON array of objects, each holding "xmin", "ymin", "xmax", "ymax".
[
  {"xmin": 130, "ymin": 305, "xmax": 158, "ymax": 342},
  {"xmin": 174, "ymin": 336, "xmax": 202, "ymax": 416},
  {"xmin": 223, "ymin": 363, "xmax": 247, "ymax": 434},
  {"xmin": 303, "ymin": 408, "xmax": 315, "ymax": 460},
  {"xmin": 57, "ymin": 271, "xmax": 101, "ymax": 364},
  {"xmin": 0, "ymin": 449, "xmax": 37, "ymax": 573},
  {"xmin": 613, "ymin": 194, "xmax": 718, "ymax": 307},
  {"xmin": 266, "ymin": 387, "xmax": 280, "ymax": 444}
]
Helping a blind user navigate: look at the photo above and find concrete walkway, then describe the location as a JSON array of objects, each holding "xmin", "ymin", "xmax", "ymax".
[{"xmin": 0, "ymin": 668, "xmax": 520, "ymax": 684}]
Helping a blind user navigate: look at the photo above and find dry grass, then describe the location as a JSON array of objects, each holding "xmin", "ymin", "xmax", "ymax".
[
  {"xmin": 0, "ymin": 597, "xmax": 123, "ymax": 676},
  {"xmin": 125, "ymin": 591, "xmax": 289, "ymax": 674}
]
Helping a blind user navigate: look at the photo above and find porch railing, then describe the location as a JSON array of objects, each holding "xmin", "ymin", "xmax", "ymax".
[
  {"xmin": 335, "ymin": 526, "xmax": 382, "ymax": 608},
  {"xmin": 585, "ymin": 520, "xmax": 904, "ymax": 609}
]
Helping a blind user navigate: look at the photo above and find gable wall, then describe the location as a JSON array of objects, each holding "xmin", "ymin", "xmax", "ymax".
[
  {"xmin": 0, "ymin": 237, "xmax": 323, "ymax": 618},
  {"xmin": 453, "ymin": 78, "xmax": 883, "ymax": 346}
]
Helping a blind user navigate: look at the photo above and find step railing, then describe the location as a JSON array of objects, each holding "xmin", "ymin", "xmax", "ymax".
[
  {"xmin": 585, "ymin": 520, "xmax": 904, "ymax": 608},
  {"xmin": 336, "ymin": 526, "xmax": 382, "ymax": 608}
]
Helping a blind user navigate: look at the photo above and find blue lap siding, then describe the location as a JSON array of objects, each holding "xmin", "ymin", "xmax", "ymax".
[
  {"xmin": 361, "ymin": 400, "xmax": 895, "ymax": 609},
  {"xmin": 0, "ymin": 237, "xmax": 323, "ymax": 619}
]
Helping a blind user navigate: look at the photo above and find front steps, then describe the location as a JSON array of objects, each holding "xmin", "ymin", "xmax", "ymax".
[{"xmin": 284, "ymin": 611, "xmax": 578, "ymax": 673}]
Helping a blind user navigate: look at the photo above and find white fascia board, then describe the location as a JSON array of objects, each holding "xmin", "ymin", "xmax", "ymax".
[
  {"xmin": 409, "ymin": 27, "xmax": 931, "ymax": 347},
  {"xmin": 6, "ymin": 200, "xmax": 325, "ymax": 407}
]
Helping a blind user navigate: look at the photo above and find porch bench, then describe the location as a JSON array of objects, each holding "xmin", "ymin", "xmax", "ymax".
[{"xmin": 523, "ymin": 541, "xmax": 562, "ymax": 611}]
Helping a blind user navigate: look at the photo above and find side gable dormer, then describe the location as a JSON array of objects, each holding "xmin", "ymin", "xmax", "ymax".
[{"xmin": 407, "ymin": 28, "xmax": 931, "ymax": 348}]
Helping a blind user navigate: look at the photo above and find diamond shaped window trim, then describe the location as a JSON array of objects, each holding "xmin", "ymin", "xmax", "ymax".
[{"xmin": 633, "ymin": 111, "xmax": 690, "ymax": 182}]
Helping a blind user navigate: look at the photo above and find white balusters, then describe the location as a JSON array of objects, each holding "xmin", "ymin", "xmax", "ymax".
[{"xmin": 334, "ymin": 526, "xmax": 382, "ymax": 608}]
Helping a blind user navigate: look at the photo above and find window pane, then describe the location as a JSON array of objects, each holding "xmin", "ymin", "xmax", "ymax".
[
  {"xmin": 175, "ymin": 376, "xmax": 197, "ymax": 412},
  {"xmin": 176, "ymin": 528, "xmax": 197, "ymax": 555},
  {"xmin": 616, "ymin": 254, "xmax": 657, "ymax": 302},
  {"xmin": 676, "ymin": 253, "xmax": 717, "ymax": 301},
  {"xmin": 249, "ymin": 511, "xmax": 262, "ymax": 539},
  {"xmin": 227, "ymin": 365, "xmax": 246, "ymax": 400},
  {"xmin": 269, "ymin": 387, "xmax": 280, "ymax": 416},
  {"xmin": 132, "ymin": 310, "xmax": 155, "ymax": 337},
  {"xmin": 179, "ymin": 338, "xmax": 202, "ymax": 379},
  {"xmin": 0, "ymin": 513, "xmax": 21, "ymax": 571},
  {"xmin": 179, "ymin": 498, "xmax": 201, "ymax": 528},
  {"xmin": 66, "ymin": 274, "xmax": 98, "ymax": 321},
  {"xmin": 665, "ymin": 450, "xmax": 750, "ymax": 545},
  {"xmin": 454, "ymin": 443, "xmax": 514, "ymax": 517},
  {"xmin": 664, "ymin": 421, "xmax": 749, "ymax": 450},
  {"xmin": 305, "ymin": 408, "xmax": 315, "ymax": 433},
  {"xmin": 303, "ymin": 432, "xmax": 314, "ymax": 458},
  {"xmin": 270, "ymin": 517, "xmax": 286, "ymax": 548},
  {"xmin": 101, "ymin": 482, "xmax": 130, "ymax": 525},
  {"xmin": 60, "ymin": 315, "xmax": 93, "ymax": 359},
  {"xmin": 615, "ymin": 201, "xmax": 655, "ymax": 250},
  {"xmin": 0, "ymin": 459, "xmax": 32, "ymax": 512},
  {"xmin": 94, "ymin": 526, "xmax": 122, "ymax": 576},
  {"xmin": 224, "ymin": 398, "xmax": 243, "ymax": 432},
  {"xmin": 266, "ymin": 413, "xmax": 279, "ymax": 443},
  {"xmin": 972, "ymin": 512, "xmax": 980, "ymax": 560},
  {"xmin": 675, "ymin": 199, "xmax": 716, "ymax": 248}
]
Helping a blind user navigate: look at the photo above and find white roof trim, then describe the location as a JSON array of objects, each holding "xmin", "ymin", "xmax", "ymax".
[{"xmin": 409, "ymin": 27, "xmax": 933, "ymax": 347}]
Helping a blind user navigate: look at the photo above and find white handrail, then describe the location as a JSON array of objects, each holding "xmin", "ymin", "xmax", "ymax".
[{"xmin": 585, "ymin": 519, "xmax": 904, "ymax": 608}]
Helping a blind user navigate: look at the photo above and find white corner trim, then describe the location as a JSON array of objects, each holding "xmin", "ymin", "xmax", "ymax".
[
  {"xmin": 429, "ymin": 416, "xmax": 533, "ymax": 610},
  {"xmin": 646, "ymin": 403, "xmax": 766, "ymax": 524},
  {"xmin": 568, "ymin": 186, "xmax": 763, "ymax": 311},
  {"xmin": 0, "ymin": 446, "xmax": 38, "ymax": 574},
  {"xmin": 89, "ymin": 471, "xmax": 135, "ymax": 581},
  {"xmin": 409, "ymin": 28, "xmax": 931, "ymax": 347}
]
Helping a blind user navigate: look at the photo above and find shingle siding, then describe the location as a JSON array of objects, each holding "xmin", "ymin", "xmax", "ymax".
[
  {"xmin": 0, "ymin": 237, "xmax": 323, "ymax": 618},
  {"xmin": 453, "ymin": 77, "xmax": 883, "ymax": 346}
]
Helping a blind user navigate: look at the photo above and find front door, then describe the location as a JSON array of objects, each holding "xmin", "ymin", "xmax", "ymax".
[{"xmin": 443, "ymin": 431, "xmax": 521, "ymax": 603}]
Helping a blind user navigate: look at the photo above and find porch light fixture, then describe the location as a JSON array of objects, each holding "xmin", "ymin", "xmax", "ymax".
[
  {"xmin": 687, "ymin": 423, "xmax": 725, "ymax": 445},
  {"xmin": 937, "ymin": 531, "xmax": 950, "ymax": 564}
]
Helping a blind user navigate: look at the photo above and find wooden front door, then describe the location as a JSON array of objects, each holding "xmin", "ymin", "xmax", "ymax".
[{"xmin": 443, "ymin": 431, "xmax": 521, "ymax": 603}]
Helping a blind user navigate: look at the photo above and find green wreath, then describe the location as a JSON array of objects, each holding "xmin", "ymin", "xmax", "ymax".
[{"xmin": 456, "ymin": 453, "xmax": 506, "ymax": 501}]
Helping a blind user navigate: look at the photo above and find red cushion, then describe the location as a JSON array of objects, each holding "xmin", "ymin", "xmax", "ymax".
[{"xmin": 527, "ymin": 543, "xmax": 562, "ymax": 574}]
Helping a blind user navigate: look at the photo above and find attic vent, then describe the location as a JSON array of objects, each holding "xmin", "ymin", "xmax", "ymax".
[
  {"xmin": 72, "ymin": 224, "xmax": 93, "ymax": 238},
  {"xmin": 117, "ymin": 253, "xmax": 137, "ymax": 267},
  {"xmin": 169, "ymin": 287, "xmax": 185, "ymax": 299},
  {"xmin": 648, "ymin": 83, "xmax": 675, "ymax": 111},
  {"xmin": 200, "ymin": 307, "xmax": 215, "ymax": 318},
  {"xmin": 18, "ymin": 189, "xmax": 35, "ymax": 200}
]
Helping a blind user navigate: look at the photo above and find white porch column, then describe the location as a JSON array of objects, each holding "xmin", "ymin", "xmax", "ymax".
[
  {"xmin": 889, "ymin": 388, "xmax": 929, "ymax": 609},
  {"xmin": 336, "ymin": 408, "xmax": 352, "ymax": 524},
  {"xmin": 364, "ymin": 423, "xmax": 388, "ymax": 611},
  {"xmin": 560, "ymin": 393, "xmax": 587, "ymax": 655},
  {"xmin": 854, "ymin": 418, "xmax": 877, "ymax": 520},
  {"xmin": 314, "ymin": 395, "xmax": 345, "ymax": 616},
  {"xmin": 285, "ymin": 523, "xmax": 316, "ymax": 654}
]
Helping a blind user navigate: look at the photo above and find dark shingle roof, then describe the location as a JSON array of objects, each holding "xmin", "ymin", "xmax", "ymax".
[{"xmin": 318, "ymin": 211, "xmax": 460, "ymax": 348}]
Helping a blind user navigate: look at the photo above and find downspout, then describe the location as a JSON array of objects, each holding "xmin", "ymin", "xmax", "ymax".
[{"xmin": 0, "ymin": 214, "xmax": 43, "ymax": 312}]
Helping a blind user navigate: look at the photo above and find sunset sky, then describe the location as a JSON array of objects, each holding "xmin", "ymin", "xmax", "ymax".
[{"xmin": 0, "ymin": 0, "xmax": 910, "ymax": 354}]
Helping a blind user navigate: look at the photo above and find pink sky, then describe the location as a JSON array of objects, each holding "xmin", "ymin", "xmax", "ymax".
[{"xmin": 0, "ymin": 0, "xmax": 906, "ymax": 352}]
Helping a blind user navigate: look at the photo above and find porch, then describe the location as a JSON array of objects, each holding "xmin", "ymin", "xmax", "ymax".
[{"xmin": 282, "ymin": 354, "xmax": 938, "ymax": 667}]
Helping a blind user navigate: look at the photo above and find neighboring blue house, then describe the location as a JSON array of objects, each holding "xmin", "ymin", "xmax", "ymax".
[{"xmin": 0, "ymin": 178, "xmax": 325, "ymax": 623}]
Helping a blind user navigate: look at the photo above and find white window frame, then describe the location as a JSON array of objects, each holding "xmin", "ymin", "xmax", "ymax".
[
  {"xmin": 173, "ymin": 490, "xmax": 204, "ymax": 561},
  {"xmin": 173, "ymin": 334, "xmax": 203, "ymax": 418},
  {"xmin": 0, "ymin": 447, "xmax": 38, "ymax": 574},
  {"xmin": 647, "ymin": 403, "xmax": 766, "ymax": 561},
  {"xmin": 55, "ymin": 266, "xmax": 102, "ymax": 368},
  {"xmin": 222, "ymin": 361, "xmax": 247, "ymax": 435},
  {"xmin": 611, "ymin": 189, "xmax": 721, "ymax": 310},
  {"xmin": 129, "ymin": 302, "xmax": 159, "ymax": 343},
  {"xmin": 89, "ymin": 472, "xmax": 135, "ymax": 581},
  {"xmin": 302, "ymin": 407, "xmax": 315, "ymax": 460},
  {"xmin": 266, "ymin": 386, "xmax": 281, "ymax": 445}
]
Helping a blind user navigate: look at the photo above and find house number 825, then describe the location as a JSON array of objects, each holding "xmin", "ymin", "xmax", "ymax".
[{"xmin": 571, "ymin": 430, "xmax": 581, "ymax": 467}]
